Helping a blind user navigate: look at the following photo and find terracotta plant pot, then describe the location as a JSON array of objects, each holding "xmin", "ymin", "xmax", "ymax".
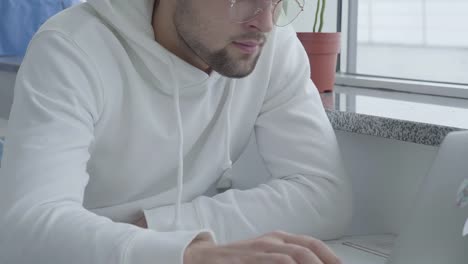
[{"xmin": 297, "ymin": 32, "xmax": 341, "ymax": 93}]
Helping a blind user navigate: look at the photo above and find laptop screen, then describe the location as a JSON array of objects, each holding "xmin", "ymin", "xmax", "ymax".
[{"xmin": 387, "ymin": 131, "xmax": 468, "ymax": 264}]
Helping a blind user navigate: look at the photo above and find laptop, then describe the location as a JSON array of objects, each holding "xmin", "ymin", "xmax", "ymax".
[
  {"xmin": 386, "ymin": 130, "xmax": 468, "ymax": 264},
  {"xmin": 327, "ymin": 131, "xmax": 468, "ymax": 264}
]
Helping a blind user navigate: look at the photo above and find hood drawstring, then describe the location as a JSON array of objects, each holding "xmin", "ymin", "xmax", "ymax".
[
  {"xmin": 216, "ymin": 80, "xmax": 236, "ymax": 193},
  {"xmin": 171, "ymin": 58, "xmax": 184, "ymax": 230},
  {"xmin": 171, "ymin": 73, "xmax": 235, "ymax": 229}
]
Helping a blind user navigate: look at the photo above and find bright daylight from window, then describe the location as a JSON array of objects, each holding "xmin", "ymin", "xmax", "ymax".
[{"xmin": 356, "ymin": 0, "xmax": 468, "ymax": 85}]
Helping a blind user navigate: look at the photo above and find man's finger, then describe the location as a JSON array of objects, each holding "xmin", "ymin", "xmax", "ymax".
[
  {"xmin": 249, "ymin": 252, "xmax": 296, "ymax": 264},
  {"xmin": 264, "ymin": 243, "xmax": 324, "ymax": 264},
  {"xmin": 282, "ymin": 234, "xmax": 340, "ymax": 264}
]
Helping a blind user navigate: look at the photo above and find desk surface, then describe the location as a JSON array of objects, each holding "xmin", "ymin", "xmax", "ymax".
[{"xmin": 0, "ymin": 56, "xmax": 22, "ymax": 72}]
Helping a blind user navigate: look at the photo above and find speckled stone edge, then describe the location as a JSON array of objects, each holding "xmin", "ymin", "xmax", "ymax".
[{"xmin": 326, "ymin": 109, "xmax": 464, "ymax": 146}]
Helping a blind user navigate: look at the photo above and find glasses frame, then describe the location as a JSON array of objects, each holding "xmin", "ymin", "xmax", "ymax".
[{"xmin": 228, "ymin": 0, "xmax": 305, "ymax": 27}]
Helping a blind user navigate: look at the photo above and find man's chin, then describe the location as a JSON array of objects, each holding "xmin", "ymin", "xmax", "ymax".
[
  {"xmin": 218, "ymin": 59, "xmax": 258, "ymax": 78},
  {"xmin": 206, "ymin": 46, "xmax": 262, "ymax": 78},
  {"xmin": 225, "ymin": 52, "xmax": 261, "ymax": 78}
]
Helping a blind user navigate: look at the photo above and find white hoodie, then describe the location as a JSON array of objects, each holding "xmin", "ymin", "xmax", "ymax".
[{"xmin": 0, "ymin": 0, "xmax": 352, "ymax": 263}]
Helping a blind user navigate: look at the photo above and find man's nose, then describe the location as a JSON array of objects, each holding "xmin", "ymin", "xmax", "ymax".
[{"xmin": 245, "ymin": 6, "xmax": 275, "ymax": 33}]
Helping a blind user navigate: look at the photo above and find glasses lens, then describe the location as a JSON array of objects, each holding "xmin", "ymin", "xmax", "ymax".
[
  {"xmin": 274, "ymin": 0, "xmax": 304, "ymax": 27},
  {"xmin": 229, "ymin": 0, "xmax": 260, "ymax": 23}
]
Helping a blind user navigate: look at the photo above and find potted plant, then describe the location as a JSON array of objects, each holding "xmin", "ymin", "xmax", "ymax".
[{"xmin": 297, "ymin": 0, "xmax": 340, "ymax": 93}]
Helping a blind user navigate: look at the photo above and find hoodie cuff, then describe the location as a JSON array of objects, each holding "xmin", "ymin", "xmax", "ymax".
[
  {"xmin": 144, "ymin": 202, "xmax": 202, "ymax": 231},
  {"xmin": 124, "ymin": 229, "xmax": 214, "ymax": 264}
]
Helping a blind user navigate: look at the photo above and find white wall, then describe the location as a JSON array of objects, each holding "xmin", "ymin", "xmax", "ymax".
[{"xmin": 232, "ymin": 130, "xmax": 439, "ymax": 236}]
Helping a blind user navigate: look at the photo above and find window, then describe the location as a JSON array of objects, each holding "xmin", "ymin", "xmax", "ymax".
[{"xmin": 338, "ymin": 0, "xmax": 468, "ymax": 98}]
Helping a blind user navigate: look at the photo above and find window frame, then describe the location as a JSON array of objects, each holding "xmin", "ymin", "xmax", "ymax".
[{"xmin": 337, "ymin": 0, "xmax": 468, "ymax": 100}]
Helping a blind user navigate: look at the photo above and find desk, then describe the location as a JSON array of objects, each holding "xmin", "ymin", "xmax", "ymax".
[{"xmin": 0, "ymin": 56, "xmax": 22, "ymax": 72}]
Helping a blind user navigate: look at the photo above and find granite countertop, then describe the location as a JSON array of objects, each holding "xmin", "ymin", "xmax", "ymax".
[
  {"xmin": 322, "ymin": 86, "xmax": 468, "ymax": 146},
  {"xmin": 0, "ymin": 56, "xmax": 22, "ymax": 72}
]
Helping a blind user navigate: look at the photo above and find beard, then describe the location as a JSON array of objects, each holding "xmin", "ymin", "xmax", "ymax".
[
  {"xmin": 174, "ymin": 1, "xmax": 266, "ymax": 78},
  {"xmin": 199, "ymin": 44, "xmax": 262, "ymax": 78}
]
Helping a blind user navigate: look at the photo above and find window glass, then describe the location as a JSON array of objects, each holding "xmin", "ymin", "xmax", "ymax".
[{"xmin": 355, "ymin": 0, "xmax": 468, "ymax": 85}]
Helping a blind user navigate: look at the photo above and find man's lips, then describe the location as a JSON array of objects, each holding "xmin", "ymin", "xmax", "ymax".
[{"xmin": 232, "ymin": 40, "xmax": 263, "ymax": 54}]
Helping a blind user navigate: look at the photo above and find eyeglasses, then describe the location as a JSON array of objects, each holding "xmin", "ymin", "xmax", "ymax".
[{"xmin": 228, "ymin": 0, "xmax": 305, "ymax": 27}]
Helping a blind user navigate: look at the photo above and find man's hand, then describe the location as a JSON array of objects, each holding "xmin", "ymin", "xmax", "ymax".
[{"xmin": 184, "ymin": 231, "xmax": 341, "ymax": 264}]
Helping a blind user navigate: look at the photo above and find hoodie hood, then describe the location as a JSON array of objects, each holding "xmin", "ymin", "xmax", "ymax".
[{"xmin": 87, "ymin": 0, "xmax": 221, "ymax": 95}]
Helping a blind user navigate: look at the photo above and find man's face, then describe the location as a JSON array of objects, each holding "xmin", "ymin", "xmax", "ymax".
[{"xmin": 174, "ymin": 0, "xmax": 273, "ymax": 78}]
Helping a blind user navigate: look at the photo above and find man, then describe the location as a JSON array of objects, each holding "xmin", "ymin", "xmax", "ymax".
[{"xmin": 0, "ymin": 0, "xmax": 352, "ymax": 263}]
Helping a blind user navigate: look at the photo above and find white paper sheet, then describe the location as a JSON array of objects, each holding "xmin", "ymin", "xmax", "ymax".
[
  {"xmin": 456, "ymin": 178, "xmax": 468, "ymax": 208},
  {"xmin": 463, "ymin": 219, "xmax": 468, "ymax": 236},
  {"xmin": 325, "ymin": 234, "xmax": 396, "ymax": 264}
]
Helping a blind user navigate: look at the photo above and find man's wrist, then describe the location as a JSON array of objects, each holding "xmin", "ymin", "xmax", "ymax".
[{"xmin": 184, "ymin": 233, "xmax": 216, "ymax": 264}]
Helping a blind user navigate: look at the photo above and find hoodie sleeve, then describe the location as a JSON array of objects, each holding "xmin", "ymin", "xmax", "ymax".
[
  {"xmin": 0, "ymin": 30, "xmax": 213, "ymax": 264},
  {"xmin": 144, "ymin": 26, "xmax": 352, "ymax": 244}
]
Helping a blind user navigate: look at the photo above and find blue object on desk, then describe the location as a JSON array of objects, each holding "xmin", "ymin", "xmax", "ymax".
[{"xmin": 0, "ymin": 0, "xmax": 81, "ymax": 56}]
